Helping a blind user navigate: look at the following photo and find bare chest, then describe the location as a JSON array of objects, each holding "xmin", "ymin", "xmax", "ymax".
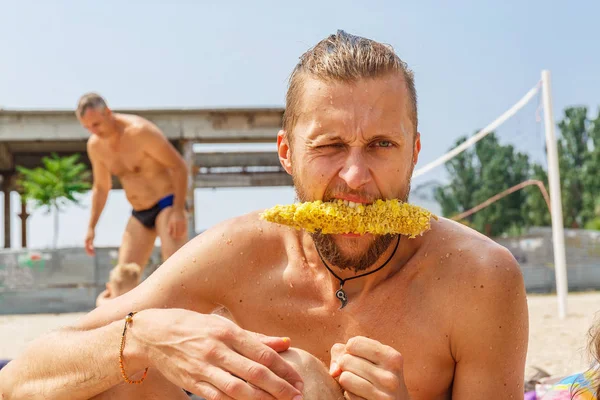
[
  {"xmin": 227, "ymin": 271, "xmax": 455, "ymax": 399},
  {"xmin": 99, "ymin": 141, "xmax": 150, "ymax": 177}
]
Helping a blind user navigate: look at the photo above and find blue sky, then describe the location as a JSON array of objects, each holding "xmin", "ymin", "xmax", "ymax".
[{"xmin": 0, "ymin": 0, "xmax": 598, "ymax": 248}]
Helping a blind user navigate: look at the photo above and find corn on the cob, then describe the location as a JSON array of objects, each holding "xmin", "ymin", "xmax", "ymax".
[{"xmin": 259, "ymin": 199, "xmax": 437, "ymax": 238}]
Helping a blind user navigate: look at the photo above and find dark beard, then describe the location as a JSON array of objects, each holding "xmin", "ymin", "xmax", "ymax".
[
  {"xmin": 292, "ymin": 161, "xmax": 412, "ymax": 272},
  {"xmin": 311, "ymin": 232, "xmax": 396, "ymax": 272}
]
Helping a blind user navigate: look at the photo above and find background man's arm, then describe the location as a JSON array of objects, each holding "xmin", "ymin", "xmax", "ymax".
[
  {"xmin": 138, "ymin": 122, "xmax": 188, "ymax": 212},
  {"xmin": 87, "ymin": 141, "xmax": 111, "ymax": 231},
  {"xmin": 450, "ymin": 246, "xmax": 529, "ymax": 399}
]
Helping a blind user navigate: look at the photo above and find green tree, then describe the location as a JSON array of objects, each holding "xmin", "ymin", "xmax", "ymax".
[
  {"xmin": 434, "ymin": 105, "xmax": 600, "ymax": 235},
  {"xmin": 582, "ymin": 109, "xmax": 600, "ymax": 225},
  {"xmin": 471, "ymin": 134, "xmax": 531, "ymax": 236},
  {"xmin": 17, "ymin": 153, "xmax": 91, "ymax": 248},
  {"xmin": 433, "ymin": 137, "xmax": 478, "ymax": 218},
  {"xmin": 435, "ymin": 132, "xmax": 533, "ymax": 237},
  {"xmin": 556, "ymin": 107, "xmax": 589, "ymax": 228},
  {"xmin": 522, "ymin": 163, "xmax": 551, "ymax": 227}
]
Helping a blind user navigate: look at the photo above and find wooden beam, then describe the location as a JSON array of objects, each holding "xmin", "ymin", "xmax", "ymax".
[
  {"xmin": 0, "ymin": 109, "xmax": 283, "ymax": 142},
  {"xmin": 0, "ymin": 144, "xmax": 13, "ymax": 170},
  {"xmin": 195, "ymin": 151, "xmax": 281, "ymax": 168},
  {"xmin": 195, "ymin": 172, "xmax": 293, "ymax": 188}
]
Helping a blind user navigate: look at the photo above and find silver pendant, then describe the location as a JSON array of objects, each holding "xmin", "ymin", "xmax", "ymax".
[{"xmin": 336, "ymin": 287, "xmax": 348, "ymax": 309}]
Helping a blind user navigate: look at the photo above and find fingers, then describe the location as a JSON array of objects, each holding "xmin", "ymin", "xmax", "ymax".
[
  {"xmin": 85, "ymin": 241, "xmax": 95, "ymax": 256},
  {"xmin": 190, "ymin": 380, "xmax": 236, "ymax": 400},
  {"xmin": 169, "ymin": 220, "xmax": 186, "ymax": 239},
  {"xmin": 220, "ymin": 351, "xmax": 300, "ymax": 399},
  {"xmin": 338, "ymin": 371, "xmax": 385, "ymax": 400},
  {"xmin": 231, "ymin": 334, "xmax": 304, "ymax": 397},
  {"xmin": 336, "ymin": 352, "xmax": 400, "ymax": 392},
  {"xmin": 344, "ymin": 392, "xmax": 367, "ymax": 400},
  {"xmin": 203, "ymin": 365, "xmax": 277, "ymax": 400},
  {"xmin": 345, "ymin": 336, "xmax": 403, "ymax": 370},
  {"xmin": 256, "ymin": 334, "xmax": 292, "ymax": 353},
  {"xmin": 329, "ymin": 343, "xmax": 346, "ymax": 377}
]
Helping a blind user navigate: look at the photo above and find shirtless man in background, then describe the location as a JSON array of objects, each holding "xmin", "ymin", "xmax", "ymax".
[
  {"xmin": 0, "ymin": 31, "xmax": 528, "ymax": 399},
  {"xmin": 76, "ymin": 93, "xmax": 190, "ymax": 303}
]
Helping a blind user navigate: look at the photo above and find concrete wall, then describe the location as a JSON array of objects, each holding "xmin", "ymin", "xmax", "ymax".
[
  {"xmin": 495, "ymin": 227, "xmax": 600, "ymax": 293},
  {"xmin": 0, "ymin": 247, "xmax": 162, "ymax": 314},
  {"xmin": 1, "ymin": 227, "xmax": 599, "ymax": 314}
]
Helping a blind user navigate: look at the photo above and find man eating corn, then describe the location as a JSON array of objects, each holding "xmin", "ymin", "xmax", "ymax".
[{"xmin": 0, "ymin": 30, "xmax": 528, "ymax": 400}]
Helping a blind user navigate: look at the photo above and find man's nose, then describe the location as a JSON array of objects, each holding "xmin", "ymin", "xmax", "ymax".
[{"xmin": 338, "ymin": 149, "xmax": 372, "ymax": 190}]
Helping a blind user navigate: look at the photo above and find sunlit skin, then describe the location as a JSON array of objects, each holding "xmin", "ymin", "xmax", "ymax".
[
  {"xmin": 0, "ymin": 72, "xmax": 528, "ymax": 400},
  {"xmin": 79, "ymin": 107, "xmax": 117, "ymax": 139},
  {"xmin": 278, "ymin": 73, "xmax": 421, "ymax": 272},
  {"xmin": 75, "ymin": 103, "xmax": 190, "ymax": 306}
]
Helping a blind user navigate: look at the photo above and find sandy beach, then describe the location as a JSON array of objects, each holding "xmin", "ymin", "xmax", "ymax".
[{"xmin": 1, "ymin": 291, "xmax": 599, "ymax": 379}]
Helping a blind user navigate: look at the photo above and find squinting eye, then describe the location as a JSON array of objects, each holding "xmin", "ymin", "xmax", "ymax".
[{"xmin": 319, "ymin": 143, "xmax": 343, "ymax": 149}]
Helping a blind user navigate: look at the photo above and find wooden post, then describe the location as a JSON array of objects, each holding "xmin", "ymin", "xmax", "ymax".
[
  {"xmin": 181, "ymin": 140, "xmax": 196, "ymax": 239},
  {"xmin": 18, "ymin": 199, "xmax": 29, "ymax": 248},
  {"xmin": 2, "ymin": 173, "xmax": 12, "ymax": 249}
]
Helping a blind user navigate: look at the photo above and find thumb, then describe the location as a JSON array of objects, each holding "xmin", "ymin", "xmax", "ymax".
[
  {"xmin": 329, "ymin": 343, "xmax": 345, "ymax": 377},
  {"xmin": 254, "ymin": 332, "xmax": 292, "ymax": 353}
]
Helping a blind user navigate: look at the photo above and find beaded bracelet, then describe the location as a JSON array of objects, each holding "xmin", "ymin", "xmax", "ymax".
[{"xmin": 119, "ymin": 311, "xmax": 149, "ymax": 384}]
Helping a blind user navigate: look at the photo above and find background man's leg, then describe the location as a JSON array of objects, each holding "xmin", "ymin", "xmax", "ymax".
[
  {"xmin": 118, "ymin": 216, "xmax": 157, "ymax": 269},
  {"xmin": 96, "ymin": 216, "xmax": 157, "ymax": 306},
  {"xmin": 155, "ymin": 207, "xmax": 189, "ymax": 262}
]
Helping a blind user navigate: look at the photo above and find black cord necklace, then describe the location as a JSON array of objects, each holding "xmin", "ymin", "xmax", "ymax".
[{"xmin": 315, "ymin": 235, "xmax": 401, "ymax": 309}]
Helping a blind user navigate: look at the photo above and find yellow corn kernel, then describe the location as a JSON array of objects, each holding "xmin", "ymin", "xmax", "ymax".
[{"xmin": 259, "ymin": 199, "xmax": 437, "ymax": 238}]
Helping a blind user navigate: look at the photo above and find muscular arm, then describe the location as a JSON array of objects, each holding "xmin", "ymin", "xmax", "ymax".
[
  {"xmin": 450, "ymin": 244, "xmax": 529, "ymax": 399},
  {"xmin": 0, "ymin": 216, "xmax": 267, "ymax": 399},
  {"xmin": 137, "ymin": 123, "xmax": 188, "ymax": 211},
  {"xmin": 87, "ymin": 139, "xmax": 111, "ymax": 230}
]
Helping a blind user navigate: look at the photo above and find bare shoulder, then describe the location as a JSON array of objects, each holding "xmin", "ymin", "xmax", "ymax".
[
  {"xmin": 424, "ymin": 218, "xmax": 528, "ymax": 365},
  {"xmin": 120, "ymin": 113, "xmax": 163, "ymax": 138},
  {"xmin": 86, "ymin": 134, "xmax": 102, "ymax": 153},
  {"xmin": 425, "ymin": 217, "xmax": 522, "ymax": 285}
]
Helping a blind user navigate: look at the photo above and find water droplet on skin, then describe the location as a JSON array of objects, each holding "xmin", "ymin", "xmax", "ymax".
[
  {"xmin": 446, "ymin": 253, "xmax": 450, "ymax": 258},
  {"xmin": 256, "ymin": 281, "xmax": 260, "ymax": 285},
  {"xmin": 268, "ymin": 275, "xmax": 272, "ymax": 280},
  {"xmin": 192, "ymin": 258, "xmax": 196, "ymax": 263}
]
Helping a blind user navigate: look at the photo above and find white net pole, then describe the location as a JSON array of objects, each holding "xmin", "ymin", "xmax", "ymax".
[
  {"xmin": 541, "ymin": 69, "xmax": 568, "ymax": 319},
  {"xmin": 412, "ymin": 83, "xmax": 541, "ymax": 178}
]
